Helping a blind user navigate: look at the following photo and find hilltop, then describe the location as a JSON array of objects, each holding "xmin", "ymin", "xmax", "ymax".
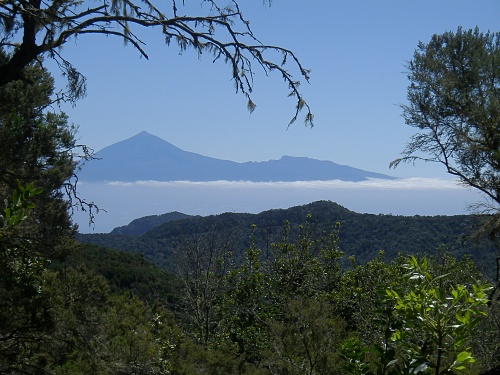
[{"xmin": 77, "ymin": 200, "xmax": 498, "ymax": 277}]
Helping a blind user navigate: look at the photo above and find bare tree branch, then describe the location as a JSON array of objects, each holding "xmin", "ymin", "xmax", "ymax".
[{"xmin": 0, "ymin": 0, "xmax": 313, "ymax": 126}]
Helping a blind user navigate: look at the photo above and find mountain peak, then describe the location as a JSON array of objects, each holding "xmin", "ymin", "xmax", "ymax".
[
  {"xmin": 80, "ymin": 132, "xmax": 395, "ymax": 182},
  {"xmin": 128, "ymin": 130, "xmax": 170, "ymax": 144},
  {"xmin": 134, "ymin": 130, "xmax": 155, "ymax": 138},
  {"xmin": 97, "ymin": 131, "xmax": 182, "ymax": 155}
]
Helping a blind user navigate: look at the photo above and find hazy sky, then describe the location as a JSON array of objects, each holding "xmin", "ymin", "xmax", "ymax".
[{"xmin": 54, "ymin": 1, "xmax": 500, "ymax": 180}]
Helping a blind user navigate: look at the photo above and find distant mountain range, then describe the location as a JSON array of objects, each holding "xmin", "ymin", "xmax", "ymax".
[{"xmin": 78, "ymin": 131, "xmax": 395, "ymax": 182}]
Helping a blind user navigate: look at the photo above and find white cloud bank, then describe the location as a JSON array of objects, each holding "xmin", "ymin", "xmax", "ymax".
[
  {"xmin": 104, "ymin": 177, "xmax": 465, "ymax": 190},
  {"xmin": 75, "ymin": 177, "xmax": 483, "ymax": 233}
]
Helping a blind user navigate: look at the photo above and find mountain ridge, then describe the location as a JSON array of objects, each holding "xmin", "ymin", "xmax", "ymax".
[
  {"xmin": 78, "ymin": 131, "xmax": 396, "ymax": 182},
  {"xmin": 110, "ymin": 211, "xmax": 197, "ymax": 236},
  {"xmin": 77, "ymin": 200, "xmax": 496, "ymax": 278}
]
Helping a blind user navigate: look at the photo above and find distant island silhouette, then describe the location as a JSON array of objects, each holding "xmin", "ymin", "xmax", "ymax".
[{"xmin": 78, "ymin": 131, "xmax": 396, "ymax": 182}]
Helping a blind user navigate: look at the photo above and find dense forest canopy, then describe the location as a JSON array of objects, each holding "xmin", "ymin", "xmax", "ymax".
[{"xmin": 78, "ymin": 201, "xmax": 499, "ymax": 277}]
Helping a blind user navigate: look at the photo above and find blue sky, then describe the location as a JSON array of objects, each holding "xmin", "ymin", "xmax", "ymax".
[
  {"xmin": 48, "ymin": 0, "xmax": 500, "ymax": 231},
  {"xmin": 55, "ymin": 0, "xmax": 500, "ymax": 180}
]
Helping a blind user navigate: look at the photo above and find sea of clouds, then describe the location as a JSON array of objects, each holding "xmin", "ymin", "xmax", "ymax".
[{"xmin": 73, "ymin": 177, "xmax": 485, "ymax": 233}]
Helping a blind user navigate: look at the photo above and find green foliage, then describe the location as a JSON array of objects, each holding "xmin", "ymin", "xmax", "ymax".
[
  {"xmin": 3, "ymin": 186, "xmax": 497, "ymax": 374},
  {"xmin": 0, "ymin": 183, "xmax": 52, "ymax": 373},
  {"xmin": 341, "ymin": 337, "xmax": 377, "ymax": 375},
  {"xmin": 472, "ymin": 297, "xmax": 500, "ymax": 370},
  {"xmin": 174, "ymin": 230, "xmax": 235, "ymax": 346},
  {"xmin": 0, "ymin": 54, "xmax": 86, "ymax": 264},
  {"xmin": 51, "ymin": 242, "xmax": 180, "ymax": 306},
  {"xmin": 341, "ymin": 254, "xmax": 492, "ymax": 375},
  {"xmin": 269, "ymin": 218, "xmax": 342, "ymax": 301},
  {"xmin": 79, "ymin": 212, "xmax": 497, "ymax": 374},
  {"xmin": 333, "ymin": 251, "xmax": 405, "ymax": 337},
  {"xmin": 0, "ymin": 55, "xmax": 184, "ymax": 373},
  {"xmin": 386, "ymin": 255, "xmax": 490, "ymax": 374},
  {"xmin": 265, "ymin": 297, "xmax": 346, "ymax": 375},
  {"xmin": 7, "ymin": 187, "xmax": 493, "ymax": 375},
  {"xmin": 1, "ymin": 181, "xmax": 43, "ymax": 228},
  {"xmin": 42, "ymin": 266, "xmax": 111, "ymax": 373},
  {"xmin": 221, "ymin": 236, "xmax": 272, "ymax": 363},
  {"xmin": 111, "ymin": 211, "xmax": 195, "ymax": 235},
  {"xmin": 392, "ymin": 27, "xmax": 500, "ymax": 237},
  {"xmin": 168, "ymin": 339, "xmax": 245, "ymax": 375},
  {"xmin": 41, "ymin": 266, "xmax": 182, "ymax": 374},
  {"xmin": 2, "ymin": 236, "xmax": 185, "ymax": 374},
  {"xmin": 0, "ymin": 59, "xmax": 91, "ymax": 372},
  {"xmin": 79, "ymin": 201, "xmax": 497, "ymax": 279}
]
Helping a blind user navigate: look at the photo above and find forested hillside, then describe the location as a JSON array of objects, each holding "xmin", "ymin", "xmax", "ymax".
[
  {"xmin": 110, "ymin": 211, "xmax": 196, "ymax": 236},
  {"xmin": 50, "ymin": 243, "xmax": 181, "ymax": 306},
  {"xmin": 64, "ymin": 227, "xmax": 500, "ymax": 374},
  {"xmin": 78, "ymin": 200, "xmax": 499, "ymax": 277}
]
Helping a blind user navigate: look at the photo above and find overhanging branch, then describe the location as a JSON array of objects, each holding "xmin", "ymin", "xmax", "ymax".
[{"xmin": 0, "ymin": 0, "xmax": 313, "ymax": 125}]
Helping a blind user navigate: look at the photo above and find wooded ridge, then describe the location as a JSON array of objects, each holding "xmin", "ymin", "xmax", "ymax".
[{"xmin": 78, "ymin": 200, "xmax": 498, "ymax": 278}]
